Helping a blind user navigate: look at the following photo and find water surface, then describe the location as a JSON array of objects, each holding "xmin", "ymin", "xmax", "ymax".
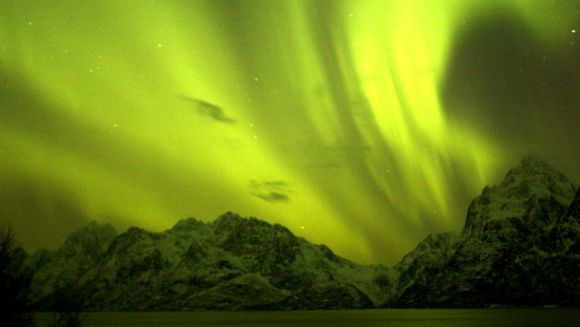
[{"xmin": 34, "ymin": 309, "xmax": 580, "ymax": 327}]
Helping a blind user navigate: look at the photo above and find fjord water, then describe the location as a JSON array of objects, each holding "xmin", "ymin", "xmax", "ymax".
[{"xmin": 35, "ymin": 309, "xmax": 580, "ymax": 326}]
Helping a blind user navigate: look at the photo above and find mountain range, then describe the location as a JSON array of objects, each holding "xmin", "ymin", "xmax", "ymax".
[{"xmin": 26, "ymin": 156, "xmax": 580, "ymax": 310}]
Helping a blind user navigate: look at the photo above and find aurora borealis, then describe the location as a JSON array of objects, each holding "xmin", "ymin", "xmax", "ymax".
[{"xmin": 1, "ymin": 0, "xmax": 578, "ymax": 264}]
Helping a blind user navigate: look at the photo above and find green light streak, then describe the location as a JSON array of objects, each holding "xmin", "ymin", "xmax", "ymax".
[{"xmin": 0, "ymin": 0, "xmax": 576, "ymax": 263}]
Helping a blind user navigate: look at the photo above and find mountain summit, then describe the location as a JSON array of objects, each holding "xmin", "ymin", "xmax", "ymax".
[
  {"xmin": 30, "ymin": 213, "xmax": 388, "ymax": 311},
  {"xmin": 27, "ymin": 221, "xmax": 117, "ymax": 301},
  {"xmin": 464, "ymin": 156, "xmax": 576, "ymax": 234},
  {"xmin": 390, "ymin": 156, "xmax": 579, "ymax": 307},
  {"xmin": 28, "ymin": 157, "xmax": 579, "ymax": 309}
]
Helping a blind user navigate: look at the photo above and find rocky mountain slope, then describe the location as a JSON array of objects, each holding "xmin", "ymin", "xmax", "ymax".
[
  {"xmin": 28, "ymin": 156, "xmax": 579, "ymax": 309},
  {"xmin": 26, "ymin": 221, "xmax": 117, "ymax": 302},
  {"xmin": 30, "ymin": 213, "xmax": 389, "ymax": 311},
  {"xmin": 389, "ymin": 156, "xmax": 580, "ymax": 307}
]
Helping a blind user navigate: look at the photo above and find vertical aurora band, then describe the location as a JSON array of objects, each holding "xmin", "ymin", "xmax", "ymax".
[{"xmin": 0, "ymin": 0, "xmax": 577, "ymax": 263}]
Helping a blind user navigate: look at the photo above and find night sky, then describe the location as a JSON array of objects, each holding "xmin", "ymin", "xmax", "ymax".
[{"xmin": 1, "ymin": 0, "xmax": 578, "ymax": 265}]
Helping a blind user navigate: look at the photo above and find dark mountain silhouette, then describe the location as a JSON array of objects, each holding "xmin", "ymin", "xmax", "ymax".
[
  {"xmin": 389, "ymin": 156, "xmax": 580, "ymax": 307},
  {"xmin": 27, "ymin": 156, "xmax": 579, "ymax": 310},
  {"xmin": 30, "ymin": 214, "xmax": 387, "ymax": 310}
]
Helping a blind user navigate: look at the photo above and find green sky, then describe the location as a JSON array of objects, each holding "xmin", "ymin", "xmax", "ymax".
[{"xmin": 1, "ymin": 0, "xmax": 578, "ymax": 264}]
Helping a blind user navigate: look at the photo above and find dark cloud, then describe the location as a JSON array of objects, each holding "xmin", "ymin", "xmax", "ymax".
[
  {"xmin": 249, "ymin": 180, "xmax": 291, "ymax": 203},
  {"xmin": 180, "ymin": 96, "xmax": 236, "ymax": 124},
  {"xmin": 442, "ymin": 10, "xmax": 580, "ymax": 182},
  {"xmin": 253, "ymin": 192, "xmax": 290, "ymax": 203}
]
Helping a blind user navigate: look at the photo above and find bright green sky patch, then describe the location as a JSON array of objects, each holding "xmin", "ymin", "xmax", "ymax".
[{"xmin": 1, "ymin": 0, "xmax": 578, "ymax": 264}]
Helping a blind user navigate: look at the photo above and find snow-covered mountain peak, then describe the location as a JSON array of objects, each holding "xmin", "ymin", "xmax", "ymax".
[
  {"xmin": 392, "ymin": 158, "xmax": 580, "ymax": 307},
  {"xmin": 30, "ymin": 212, "xmax": 389, "ymax": 310},
  {"xmin": 500, "ymin": 156, "xmax": 573, "ymax": 193},
  {"xmin": 463, "ymin": 156, "xmax": 576, "ymax": 234},
  {"xmin": 171, "ymin": 217, "xmax": 205, "ymax": 232},
  {"xmin": 212, "ymin": 211, "xmax": 245, "ymax": 229},
  {"xmin": 212, "ymin": 212, "xmax": 282, "ymax": 236},
  {"xmin": 27, "ymin": 221, "xmax": 117, "ymax": 301},
  {"xmin": 27, "ymin": 156, "xmax": 579, "ymax": 309},
  {"xmin": 60, "ymin": 221, "xmax": 117, "ymax": 256}
]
